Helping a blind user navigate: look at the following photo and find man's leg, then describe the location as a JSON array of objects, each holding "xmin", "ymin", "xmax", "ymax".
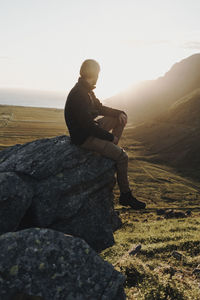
[
  {"xmin": 81, "ymin": 136, "xmax": 130, "ymax": 193},
  {"xmin": 96, "ymin": 116, "xmax": 125, "ymax": 142},
  {"xmin": 81, "ymin": 136, "xmax": 146, "ymax": 209}
]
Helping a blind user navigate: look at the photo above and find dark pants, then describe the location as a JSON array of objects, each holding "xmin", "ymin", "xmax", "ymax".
[{"xmin": 81, "ymin": 116, "xmax": 130, "ymax": 193}]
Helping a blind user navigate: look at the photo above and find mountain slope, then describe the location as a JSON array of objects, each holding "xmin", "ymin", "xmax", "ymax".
[
  {"xmin": 106, "ymin": 53, "xmax": 200, "ymax": 124},
  {"xmin": 130, "ymin": 89, "xmax": 200, "ymax": 177}
]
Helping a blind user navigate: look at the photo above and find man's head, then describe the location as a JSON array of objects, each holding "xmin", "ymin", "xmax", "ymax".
[{"xmin": 80, "ymin": 59, "xmax": 100, "ymax": 86}]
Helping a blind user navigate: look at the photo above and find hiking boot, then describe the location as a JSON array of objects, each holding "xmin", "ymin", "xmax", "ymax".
[{"xmin": 119, "ymin": 190, "xmax": 146, "ymax": 210}]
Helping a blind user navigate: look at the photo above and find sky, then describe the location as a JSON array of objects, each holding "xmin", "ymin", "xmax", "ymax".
[{"xmin": 0, "ymin": 0, "xmax": 200, "ymax": 104}]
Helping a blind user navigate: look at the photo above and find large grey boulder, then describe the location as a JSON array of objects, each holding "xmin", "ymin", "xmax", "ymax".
[
  {"xmin": 0, "ymin": 135, "xmax": 121, "ymax": 251},
  {"xmin": 0, "ymin": 228, "xmax": 126, "ymax": 300},
  {"xmin": 0, "ymin": 172, "xmax": 32, "ymax": 233}
]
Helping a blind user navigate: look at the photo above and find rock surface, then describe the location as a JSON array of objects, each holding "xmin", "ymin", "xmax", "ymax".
[
  {"xmin": 0, "ymin": 172, "xmax": 32, "ymax": 233},
  {"xmin": 0, "ymin": 135, "xmax": 121, "ymax": 251},
  {"xmin": 0, "ymin": 228, "xmax": 126, "ymax": 300}
]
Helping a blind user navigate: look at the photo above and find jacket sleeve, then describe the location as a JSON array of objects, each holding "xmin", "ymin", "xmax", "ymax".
[
  {"xmin": 94, "ymin": 95, "xmax": 127, "ymax": 117},
  {"xmin": 72, "ymin": 92, "xmax": 114, "ymax": 142}
]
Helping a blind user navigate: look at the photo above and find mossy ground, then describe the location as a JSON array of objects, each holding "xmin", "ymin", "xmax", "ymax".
[{"xmin": 101, "ymin": 127, "xmax": 200, "ymax": 299}]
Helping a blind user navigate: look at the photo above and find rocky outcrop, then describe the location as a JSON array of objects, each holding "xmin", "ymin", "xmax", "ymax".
[
  {"xmin": 0, "ymin": 228, "xmax": 126, "ymax": 300},
  {"xmin": 0, "ymin": 135, "xmax": 122, "ymax": 251}
]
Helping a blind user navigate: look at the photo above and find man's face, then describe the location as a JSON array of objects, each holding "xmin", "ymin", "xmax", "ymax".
[{"xmin": 91, "ymin": 72, "xmax": 99, "ymax": 85}]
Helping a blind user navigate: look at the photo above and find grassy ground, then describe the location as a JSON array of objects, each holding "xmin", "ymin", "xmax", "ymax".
[
  {"xmin": 0, "ymin": 105, "xmax": 66, "ymax": 149},
  {"xmin": 101, "ymin": 127, "xmax": 200, "ymax": 299},
  {"xmin": 1, "ymin": 107, "xmax": 200, "ymax": 299}
]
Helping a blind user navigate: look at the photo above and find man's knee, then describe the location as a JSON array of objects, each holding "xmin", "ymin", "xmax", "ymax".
[
  {"xmin": 115, "ymin": 116, "xmax": 127, "ymax": 132},
  {"xmin": 97, "ymin": 116, "xmax": 116, "ymax": 131}
]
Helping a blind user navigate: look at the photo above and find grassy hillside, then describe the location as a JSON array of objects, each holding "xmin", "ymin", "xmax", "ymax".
[
  {"xmin": 129, "ymin": 89, "xmax": 200, "ymax": 180},
  {"xmin": 1, "ymin": 106, "xmax": 200, "ymax": 299},
  {"xmin": 0, "ymin": 105, "xmax": 67, "ymax": 150}
]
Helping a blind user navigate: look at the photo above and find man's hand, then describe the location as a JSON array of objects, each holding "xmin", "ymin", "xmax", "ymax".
[
  {"xmin": 113, "ymin": 136, "xmax": 119, "ymax": 145},
  {"xmin": 119, "ymin": 113, "xmax": 127, "ymax": 126}
]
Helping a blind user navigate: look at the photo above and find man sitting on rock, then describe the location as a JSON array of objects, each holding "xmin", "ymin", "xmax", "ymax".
[{"xmin": 64, "ymin": 59, "xmax": 146, "ymax": 210}]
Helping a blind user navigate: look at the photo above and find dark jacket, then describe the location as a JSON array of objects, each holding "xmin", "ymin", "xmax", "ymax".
[{"xmin": 64, "ymin": 77, "xmax": 125, "ymax": 145}]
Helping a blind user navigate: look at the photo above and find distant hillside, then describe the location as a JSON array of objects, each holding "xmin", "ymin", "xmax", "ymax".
[
  {"xmin": 130, "ymin": 89, "xmax": 200, "ymax": 177},
  {"xmin": 106, "ymin": 53, "xmax": 200, "ymax": 124},
  {"xmin": 0, "ymin": 105, "xmax": 67, "ymax": 149}
]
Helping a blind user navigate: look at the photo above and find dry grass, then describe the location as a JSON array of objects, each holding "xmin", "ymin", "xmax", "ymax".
[{"xmin": 0, "ymin": 105, "xmax": 67, "ymax": 149}]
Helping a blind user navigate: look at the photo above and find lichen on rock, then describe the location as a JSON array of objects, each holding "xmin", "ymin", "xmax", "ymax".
[{"xmin": 0, "ymin": 228, "xmax": 126, "ymax": 300}]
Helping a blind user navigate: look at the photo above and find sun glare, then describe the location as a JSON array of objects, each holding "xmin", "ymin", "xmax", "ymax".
[{"xmin": 95, "ymin": 43, "xmax": 181, "ymax": 100}]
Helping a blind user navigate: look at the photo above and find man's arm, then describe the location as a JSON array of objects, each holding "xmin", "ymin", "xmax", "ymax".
[
  {"xmin": 71, "ymin": 92, "xmax": 114, "ymax": 142},
  {"xmin": 93, "ymin": 94, "xmax": 127, "ymax": 118},
  {"xmin": 95, "ymin": 97, "xmax": 128, "ymax": 127}
]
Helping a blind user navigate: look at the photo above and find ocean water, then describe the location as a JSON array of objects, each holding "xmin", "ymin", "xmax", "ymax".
[{"xmin": 0, "ymin": 88, "xmax": 67, "ymax": 109}]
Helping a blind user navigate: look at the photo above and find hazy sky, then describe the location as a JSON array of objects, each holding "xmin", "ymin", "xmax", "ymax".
[{"xmin": 0, "ymin": 0, "xmax": 200, "ymax": 100}]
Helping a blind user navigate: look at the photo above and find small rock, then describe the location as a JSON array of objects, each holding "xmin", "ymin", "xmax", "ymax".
[
  {"xmin": 186, "ymin": 210, "xmax": 192, "ymax": 216},
  {"xmin": 171, "ymin": 251, "xmax": 183, "ymax": 260},
  {"xmin": 129, "ymin": 244, "xmax": 142, "ymax": 256},
  {"xmin": 173, "ymin": 211, "xmax": 187, "ymax": 218},
  {"xmin": 156, "ymin": 209, "xmax": 166, "ymax": 215},
  {"xmin": 163, "ymin": 266, "xmax": 176, "ymax": 277},
  {"xmin": 193, "ymin": 265, "xmax": 200, "ymax": 277},
  {"xmin": 165, "ymin": 210, "xmax": 186, "ymax": 219},
  {"xmin": 146, "ymin": 264, "xmax": 154, "ymax": 271},
  {"xmin": 164, "ymin": 209, "xmax": 174, "ymax": 218}
]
